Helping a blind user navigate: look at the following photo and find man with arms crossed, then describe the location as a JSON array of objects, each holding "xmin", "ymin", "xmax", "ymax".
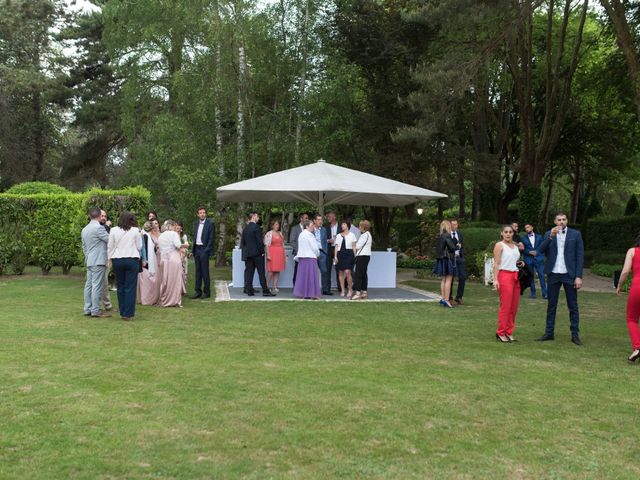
[{"xmin": 536, "ymin": 212, "xmax": 584, "ymax": 345}]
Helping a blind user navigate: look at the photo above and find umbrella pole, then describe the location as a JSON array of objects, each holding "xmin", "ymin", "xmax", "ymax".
[{"xmin": 318, "ymin": 191, "xmax": 324, "ymax": 217}]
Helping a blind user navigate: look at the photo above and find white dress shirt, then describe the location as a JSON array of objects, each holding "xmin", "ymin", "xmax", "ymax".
[
  {"xmin": 195, "ymin": 220, "xmax": 205, "ymax": 245},
  {"xmin": 108, "ymin": 227, "xmax": 142, "ymax": 259},
  {"xmin": 355, "ymin": 231, "xmax": 373, "ymax": 256},
  {"xmin": 528, "ymin": 232, "xmax": 536, "ymax": 248},
  {"xmin": 552, "ymin": 228, "xmax": 568, "ymax": 274},
  {"xmin": 296, "ymin": 229, "xmax": 319, "ymax": 258}
]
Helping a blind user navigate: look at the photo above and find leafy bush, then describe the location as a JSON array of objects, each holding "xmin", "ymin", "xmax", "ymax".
[
  {"xmin": 585, "ymin": 215, "xmax": 640, "ymax": 252},
  {"xmin": 394, "ymin": 220, "xmax": 420, "ymax": 250},
  {"xmin": 5, "ymin": 182, "xmax": 71, "ymax": 195},
  {"xmin": 590, "ymin": 264, "xmax": 620, "ymax": 278},
  {"xmin": 0, "ymin": 187, "xmax": 151, "ymax": 275},
  {"xmin": 463, "ymin": 221, "xmax": 501, "ymax": 228},
  {"xmin": 462, "ymin": 228, "xmax": 500, "ymax": 276},
  {"xmin": 397, "ymin": 256, "xmax": 435, "ymax": 270}
]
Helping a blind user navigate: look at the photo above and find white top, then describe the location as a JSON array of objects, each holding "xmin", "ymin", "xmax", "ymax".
[
  {"xmin": 355, "ymin": 231, "xmax": 373, "ymax": 257},
  {"xmin": 296, "ymin": 229, "xmax": 319, "ymax": 258},
  {"xmin": 527, "ymin": 232, "xmax": 536, "ymax": 248},
  {"xmin": 108, "ymin": 227, "xmax": 142, "ymax": 259},
  {"xmin": 552, "ymin": 228, "xmax": 568, "ymax": 274},
  {"xmin": 499, "ymin": 242, "xmax": 520, "ymax": 271},
  {"xmin": 158, "ymin": 230, "xmax": 182, "ymax": 254},
  {"xmin": 335, "ymin": 232, "xmax": 356, "ymax": 251},
  {"xmin": 143, "ymin": 234, "xmax": 157, "ymax": 274},
  {"xmin": 195, "ymin": 221, "xmax": 205, "ymax": 245}
]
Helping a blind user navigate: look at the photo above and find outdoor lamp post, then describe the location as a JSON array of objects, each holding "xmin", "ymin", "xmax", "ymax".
[{"xmin": 417, "ymin": 208, "xmax": 424, "ymax": 255}]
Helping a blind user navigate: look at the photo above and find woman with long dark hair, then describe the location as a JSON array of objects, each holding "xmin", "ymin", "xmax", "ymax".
[
  {"xmin": 617, "ymin": 236, "xmax": 640, "ymax": 362},
  {"xmin": 108, "ymin": 211, "xmax": 142, "ymax": 320},
  {"xmin": 493, "ymin": 224, "xmax": 522, "ymax": 342}
]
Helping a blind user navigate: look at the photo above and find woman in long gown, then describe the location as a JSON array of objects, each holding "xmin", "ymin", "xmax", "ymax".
[
  {"xmin": 292, "ymin": 220, "xmax": 321, "ymax": 300},
  {"xmin": 265, "ymin": 220, "xmax": 286, "ymax": 293},
  {"xmin": 157, "ymin": 220, "xmax": 184, "ymax": 307},
  {"xmin": 137, "ymin": 221, "xmax": 159, "ymax": 305}
]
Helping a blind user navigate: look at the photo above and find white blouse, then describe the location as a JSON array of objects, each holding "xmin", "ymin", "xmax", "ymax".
[
  {"xmin": 157, "ymin": 230, "xmax": 182, "ymax": 254},
  {"xmin": 335, "ymin": 232, "xmax": 356, "ymax": 252},
  {"xmin": 355, "ymin": 231, "xmax": 373, "ymax": 257},
  {"xmin": 108, "ymin": 227, "xmax": 142, "ymax": 259},
  {"xmin": 296, "ymin": 229, "xmax": 319, "ymax": 259},
  {"xmin": 499, "ymin": 242, "xmax": 520, "ymax": 272}
]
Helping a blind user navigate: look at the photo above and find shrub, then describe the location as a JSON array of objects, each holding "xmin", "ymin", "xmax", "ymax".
[
  {"xmin": 397, "ymin": 256, "xmax": 435, "ymax": 270},
  {"xmin": 584, "ymin": 215, "xmax": 640, "ymax": 252},
  {"xmin": 590, "ymin": 264, "xmax": 620, "ymax": 278},
  {"xmin": 0, "ymin": 187, "xmax": 151, "ymax": 275},
  {"xmin": 5, "ymin": 182, "xmax": 71, "ymax": 195},
  {"xmin": 462, "ymin": 228, "xmax": 500, "ymax": 276},
  {"xmin": 394, "ymin": 220, "xmax": 420, "ymax": 250}
]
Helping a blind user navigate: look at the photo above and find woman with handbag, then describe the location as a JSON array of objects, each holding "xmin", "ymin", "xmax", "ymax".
[
  {"xmin": 433, "ymin": 220, "xmax": 457, "ymax": 308},
  {"xmin": 493, "ymin": 224, "xmax": 523, "ymax": 342},
  {"xmin": 334, "ymin": 220, "xmax": 357, "ymax": 298},
  {"xmin": 351, "ymin": 220, "xmax": 373, "ymax": 300},
  {"xmin": 108, "ymin": 211, "xmax": 142, "ymax": 321}
]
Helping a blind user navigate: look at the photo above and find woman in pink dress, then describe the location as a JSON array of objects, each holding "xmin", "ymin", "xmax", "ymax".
[
  {"xmin": 137, "ymin": 221, "xmax": 160, "ymax": 305},
  {"xmin": 264, "ymin": 220, "xmax": 286, "ymax": 293},
  {"xmin": 157, "ymin": 220, "xmax": 184, "ymax": 307}
]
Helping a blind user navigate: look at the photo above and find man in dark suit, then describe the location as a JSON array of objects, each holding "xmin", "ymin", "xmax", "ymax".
[
  {"xmin": 313, "ymin": 214, "xmax": 332, "ymax": 295},
  {"xmin": 448, "ymin": 219, "xmax": 466, "ymax": 305},
  {"xmin": 241, "ymin": 211, "xmax": 274, "ymax": 297},
  {"xmin": 191, "ymin": 206, "xmax": 215, "ymax": 299},
  {"xmin": 522, "ymin": 223, "xmax": 547, "ymax": 299},
  {"xmin": 325, "ymin": 211, "xmax": 339, "ymax": 292},
  {"xmin": 535, "ymin": 212, "xmax": 585, "ymax": 345}
]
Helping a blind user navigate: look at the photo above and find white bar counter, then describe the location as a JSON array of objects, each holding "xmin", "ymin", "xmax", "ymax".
[{"xmin": 231, "ymin": 247, "xmax": 396, "ymax": 289}]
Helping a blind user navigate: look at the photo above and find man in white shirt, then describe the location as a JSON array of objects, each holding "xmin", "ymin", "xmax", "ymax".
[
  {"xmin": 191, "ymin": 207, "xmax": 215, "ymax": 299},
  {"xmin": 449, "ymin": 219, "xmax": 466, "ymax": 305},
  {"xmin": 535, "ymin": 212, "xmax": 585, "ymax": 345}
]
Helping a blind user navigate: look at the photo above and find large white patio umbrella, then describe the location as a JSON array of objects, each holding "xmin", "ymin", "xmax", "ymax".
[{"xmin": 216, "ymin": 159, "xmax": 447, "ymax": 213}]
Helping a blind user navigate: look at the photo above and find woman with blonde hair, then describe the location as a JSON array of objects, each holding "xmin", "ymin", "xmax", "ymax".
[
  {"xmin": 157, "ymin": 220, "xmax": 184, "ymax": 307},
  {"xmin": 432, "ymin": 220, "xmax": 457, "ymax": 308},
  {"xmin": 137, "ymin": 220, "xmax": 159, "ymax": 305}
]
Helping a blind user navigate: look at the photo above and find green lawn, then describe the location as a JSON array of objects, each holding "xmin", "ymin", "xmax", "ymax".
[{"xmin": 1, "ymin": 267, "xmax": 638, "ymax": 479}]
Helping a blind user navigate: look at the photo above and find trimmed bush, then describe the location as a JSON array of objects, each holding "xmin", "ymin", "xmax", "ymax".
[
  {"xmin": 590, "ymin": 264, "xmax": 620, "ymax": 278},
  {"xmin": 394, "ymin": 220, "xmax": 420, "ymax": 250},
  {"xmin": 585, "ymin": 215, "xmax": 640, "ymax": 252},
  {"xmin": 0, "ymin": 187, "xmax": 151, "ymax": 275},
  {"xmin": 397, "ymin": 257, "xmax": 435, "ymax": 270},
  {"xmin": 5, "ymin": 182, "xmax": 71, "ymax": 195}
]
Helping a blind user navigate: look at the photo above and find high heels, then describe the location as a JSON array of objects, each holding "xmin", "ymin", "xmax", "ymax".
[
  {"xmin": 506, "ymin": 335, "xmax": 517, "ymax": 342},
  {"xmin": 628, "ymin": 349, "xmax": 640, "ymax": 363},
  {"xmin": 495, "ymin": 333, "xmax": 510, "ymax": 343}
]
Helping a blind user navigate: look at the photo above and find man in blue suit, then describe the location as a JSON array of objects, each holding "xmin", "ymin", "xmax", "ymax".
[
  {"xmin": 535, "ymin": 212, "xmax": 585, "ymax": 345},
  {"xmin": 191, "ymin": 206, "xmax": 215, "ymax": 299},
  {"xmin": 313, "ymin": 214, "xmax": 332, "ymax": 295},
  {"xmin": 522, "ymin": 223, "xmax": 547, "ymax": 299}
]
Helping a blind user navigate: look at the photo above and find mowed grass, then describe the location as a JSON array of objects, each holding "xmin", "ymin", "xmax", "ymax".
[{"xmin": 1, "ymin": 266, "xmax": 639, "ymax": 479}]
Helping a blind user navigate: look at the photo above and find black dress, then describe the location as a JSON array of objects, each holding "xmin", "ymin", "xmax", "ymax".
[
  {"xmin": 433, "ymin": 234, "xmax": 457, "ymax": 277},
  {"xmin": 336, "ymin": 234, "xmax": 355, "ymax": 271}
]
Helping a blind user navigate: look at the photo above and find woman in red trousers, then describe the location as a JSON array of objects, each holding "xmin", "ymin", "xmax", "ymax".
[
  {"xmin": 617, "ymin": 238, "xmax": 640, "ymax": 362},
  {"xmin": 493, "ymin": 225, "xmax": 523, "ymax": 343}
]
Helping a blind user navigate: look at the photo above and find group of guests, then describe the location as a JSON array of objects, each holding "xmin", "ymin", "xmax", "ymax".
[
  {"xmin": 241, "ymin": 211, "xmax": 373, "ymax": 300},
  {"xmin": 81, "ymin": 206, "xmax": 214, "ymax": 321}
]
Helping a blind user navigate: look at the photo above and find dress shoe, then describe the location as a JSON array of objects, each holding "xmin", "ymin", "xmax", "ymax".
[
  {"xmin": 571, "ymin": 335, "xmax": 583, "ymax": 346},
  {"xmin": 191, "ymin": 293, "xmax": 202, "ymax": 299},
  {"xmin": 454, "ymin": 298, "xmax": 463, "ymax": 305},
  {"xmin": 536, "ymin": 334, "xmax": 555, "ymax": 341},
  {"xmin": 322, "ymin": 291, "xmax": 333, "ymax": 296},
  {"xmin": 262, "ymin": 291, "xmax": 276, "ymax": 297},
  {"xmin": 247, "ymin": 291, "xmax": 255, "ymax": 296},
  {"xmin": 84, "ymin": 311, "xmax": 91, "ymax": 316},
  {"xmin": 201, "ymin": 294, "xmax": 210, "ymax": 299},
  {"xmin": 496, "ymin": 333, "xmax": 510, "ymax": 343},
  {"xmin": 121, "ymin": 316, "xmax": 131, "ymax": 321},
  {"xmin": 628, "ymin": 349, "xmax": 640, "ymax": 363},
  {"xmin": 92, "ymin": 312, "xmax": 112, "ymax": 318}
]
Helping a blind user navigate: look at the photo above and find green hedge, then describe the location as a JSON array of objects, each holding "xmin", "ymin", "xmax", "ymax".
[
  {"xmin": 585, "ymin": 215, "xmax": 640, "ymax": 252},
  {"xmin": 590, "ymin": 264, "xmax": 620, "ymax": 277},
  {"xmin": 5, "ymin": 181, "xmax": 71, "ymax": 195},
  {"xmin": 0, "ymin": 187, "xmax": 151, "ymax": 275},
  {"xmin": 394, "ymin": 220, "xmax": 420, "ymax": 250}
]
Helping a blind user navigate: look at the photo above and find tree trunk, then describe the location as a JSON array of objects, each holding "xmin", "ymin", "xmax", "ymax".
[
  {"xmin": 458, "ymin": 156, "xmax": 466, "ymax": 219},
  {"xmin": 601, "ymin": 0, "xmax": 640, "ymax": 119},
  {"xmin": 237, "ymin": 44, "xmax": 246, "ymax": 180},
  {"xmin": 32, "ymin": 85, "xmax": 44, "ymax": 180},
  {"xmin": 570, "ymin": 157, "xmax": 583, "ymax": 223},
  {"xmin": 216, "ymin": 207, "xmax": 227, "ymax": 267},
  {"xmin": 541, "ymin": 166, "xmax": 554, "ymax": 227},
  {"xmin": 294, "ymin": 0, "xmax": 310, "ymax": 165}
]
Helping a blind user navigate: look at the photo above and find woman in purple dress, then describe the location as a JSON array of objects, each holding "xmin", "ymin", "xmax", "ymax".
[{"xmin": 292, "ymin": 220, "xmax": 321, "ymax": 300}]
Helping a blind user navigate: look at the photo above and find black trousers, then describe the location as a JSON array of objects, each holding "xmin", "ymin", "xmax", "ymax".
[
  {"xmin": 326, "ymin": 247, "xmax": 341, "ymax": 290},
  {"xmin": 193, "ymin": 246, "xmax": 211, "ymax": 296},
  {"xmin": 545, "ymin": 273, "xmax": 580, "ymax": 336},
  {"xmin": 244, "ymin": 254, "xmax": 268, "ymax": 292},
  {"xmin": 353, "ymin": 256, "xmax": 370, "ymax": 291}
]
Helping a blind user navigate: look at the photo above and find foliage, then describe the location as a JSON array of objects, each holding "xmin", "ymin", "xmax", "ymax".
[
  {"xmin": 0, "ymin": 187, "xmax": 150, "ymax": 274},
  {"xmin": 585, "ymin": 214, "xmax": 640, "ymax": 252},
  {"xmin": 590, "ymin": 264, "xmax": 620, "ymax": 278},
  {"xmin": 394, "ymin": 220, "xmax": 420, "ymax": 250},
  {"xmin": 5, "ymin": 182, "xmax": 70, "ymax": 195},
  {"xmin": 396, "ymin": 256, "xmax": 435, "ymax": 270},
  {"xmin": 518, "ymin": 186, "xmax": 543, "ymax": 226},
  {"xmin": 624, "ymin": 194, "xmax": 639, "ymax": 216},
  {"xmin": 474, "ymin": 240, "xmax": 497, "ymax": 283},
  {"xmin": 585, "ymin": 250, "xmax": 627, "ymax": 267}
]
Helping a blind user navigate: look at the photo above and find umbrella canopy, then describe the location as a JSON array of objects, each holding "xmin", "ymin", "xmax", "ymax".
[{"xmin": 216, "ymin": 160, "xmax": 447, "ymax": 211}]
